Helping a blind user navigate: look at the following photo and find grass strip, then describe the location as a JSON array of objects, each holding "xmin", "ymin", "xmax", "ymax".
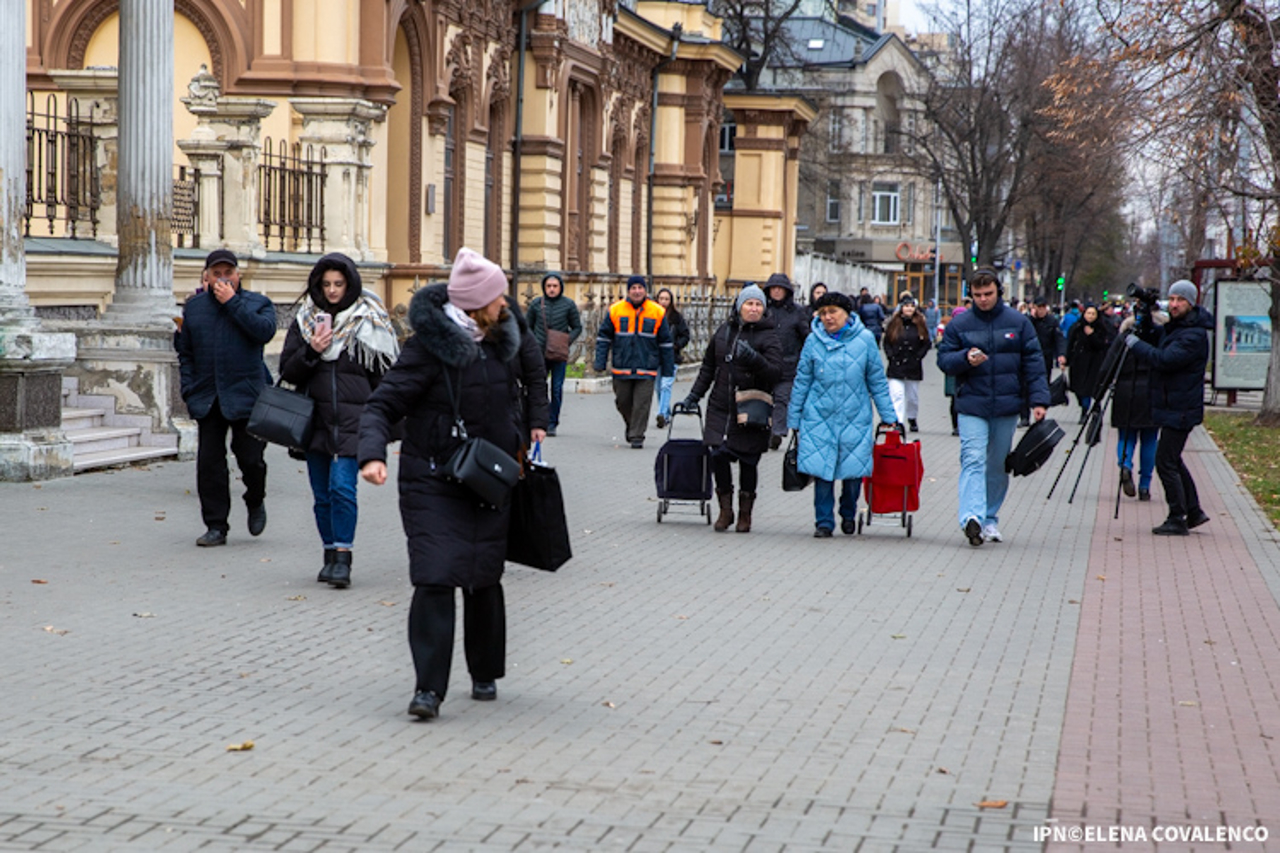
[{"xmin": 1203, "ymin": 411, "xmax": 1280, "ymax": 528}]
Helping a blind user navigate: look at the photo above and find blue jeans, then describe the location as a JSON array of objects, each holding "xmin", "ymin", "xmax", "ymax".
[
  {"xmin": 957, "ymin": 413, "xmax": 1018, "ymax": 528},
  {"xmin": 306, "ymin": 453, "xmax": 359, "ymax": 549},
  {"xmin": 814, "ymin": 477, "xmax": 861, "ymax": 531},
  {"xmin": 547, "ymin": 361, "xmax": 567, "ymax": 429},
  {"xmin": 657, "ymin": 374, "xmax": 676, "ymax": 420},
  {"xmin": 1116, "ymin": 427, "xmax": 1158, "ymax": 490}
]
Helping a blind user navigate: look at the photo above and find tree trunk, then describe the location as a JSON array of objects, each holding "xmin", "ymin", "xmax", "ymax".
[{"xmin": 1258, "ymin": 275, "xmax": 1280, "ymax": 424}]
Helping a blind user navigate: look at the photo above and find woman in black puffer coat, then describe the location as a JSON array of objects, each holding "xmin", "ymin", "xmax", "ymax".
[
  {"xmin": 677, "ymin": 284, "xmax": 782, "ymax": 533},
  {"xmin": 280, "ymin": 252, "xmax": 399, "ymax": 590},
  {"xmin": 1066, "ymin": 303, "xmax": 1112, "ymax": 422},
  {"xmin": 359, "ymin": 248, "xmax": 548, "ymax": 722},
  {"xmin": 882, "ymin": 297, "xmax": 932, "ymax": 432}
]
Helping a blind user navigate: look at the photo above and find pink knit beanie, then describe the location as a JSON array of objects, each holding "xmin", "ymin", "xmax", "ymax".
[{"xmin": 447, "ymin": 247, "xmax": 508, "ymax": 310}]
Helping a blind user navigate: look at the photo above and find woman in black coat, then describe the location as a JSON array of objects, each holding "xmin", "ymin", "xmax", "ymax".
[
  {"xmin": 882, "ymin": 297, "xmax": 932, "ymax": 432},
  {"xmin": 654, "ymin": 288, "xmax": 691, "ymax": 428},
  {"xmin": 359, "ymin": 248, "xmax": 549, "ymax": 721},
  {"xmin": 1110, "ymin": 315, "xmax": 1158, "ymax": 500},
  {"xmin": 280, "ymin": 253, "xmax": 399, "ymax": 589},
  {"xmin": 1066, "ymin": 304, "xmax": 1112, "ymax": 422},
  {"xmin": 677, "ymin": 285, "xmax": 782, "ymax": 533}
]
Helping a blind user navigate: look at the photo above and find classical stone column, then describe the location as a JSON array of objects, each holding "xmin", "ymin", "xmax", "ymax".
[
  {"xmin": 106, "ymin": 0, "xmax": 175, "ymax": 325},
  {"xmin": 292, "ymin": 98, "xmax": 387, "ymax": 261},
  {"xmin": 0, "ymin": 3, "xmax": 76, "ymax": 480}
]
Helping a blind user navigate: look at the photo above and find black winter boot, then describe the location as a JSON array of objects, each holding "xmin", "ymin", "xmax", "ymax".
[
  {"xmin": 713, "ymin": 490, "xmax": 735, "ymax": 532},
  {"xmin": 735, "ymin": 491, "xmax": 756, "ymax": 533},
  {"xmin": 318, "ymin": 548, "xmax": 337, "ymax": 583},
  {"xmin": 328, "ymin": 551, "xmax": 352, "ymax": 588}
]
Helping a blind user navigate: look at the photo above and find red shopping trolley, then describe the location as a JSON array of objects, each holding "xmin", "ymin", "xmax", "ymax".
[{"xmin": 861, "ymin": 423, "xmax": 924, "ymax": 537}]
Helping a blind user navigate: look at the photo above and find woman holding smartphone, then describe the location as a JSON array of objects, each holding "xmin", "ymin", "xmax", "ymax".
[{"xmin": 280, "ymin": 253, "xmax": 400, "ymax": 588}]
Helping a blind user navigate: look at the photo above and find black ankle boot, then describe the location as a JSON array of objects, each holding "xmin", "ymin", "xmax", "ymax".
[
  {"xmin": 328, "ymin": 551, "xmax": 352, "ymax": 588},
  {"xmin": 317, "ymin": 548, "xmax": 337, "ymax": 583}
]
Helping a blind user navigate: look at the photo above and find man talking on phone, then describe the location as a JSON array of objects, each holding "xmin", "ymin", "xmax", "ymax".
[
  {"xmin": 175, "ymin": 249, "xmax": 277, "ymax": 547},
  {"xmin": 937, "ymin": 267, "xmax": 1050, "ymax": 546}
]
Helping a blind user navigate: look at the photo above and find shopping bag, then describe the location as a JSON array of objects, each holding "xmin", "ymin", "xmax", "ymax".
[
  {"xmin": 247, "ymin": 382, "xmax": 314, "ymax": 450},
  {"xmin": 506, "ymin": 443, "xmax": 572, "ymax": 571}
]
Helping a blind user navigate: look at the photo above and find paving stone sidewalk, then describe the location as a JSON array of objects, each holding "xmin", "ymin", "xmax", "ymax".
[{"xmin": 1, "ymin": 367, "xmax": 1277, "ymax": 852}]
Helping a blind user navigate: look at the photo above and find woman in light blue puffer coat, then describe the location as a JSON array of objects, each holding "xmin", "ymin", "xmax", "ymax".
[{"xmin": 788, "ymin": 291, "xmax": 898, "ymax": 537}]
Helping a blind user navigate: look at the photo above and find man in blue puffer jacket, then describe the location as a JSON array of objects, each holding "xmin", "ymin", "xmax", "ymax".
[
  {"xmin": 938, "ymin": 268, "xmax": 1050, "ymax": 546},
  {"xmin": 1122, "ymin": 279, "xmax": 1213, "ymax": 536}
]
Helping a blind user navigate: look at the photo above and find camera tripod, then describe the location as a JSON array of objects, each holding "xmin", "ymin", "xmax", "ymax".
[{"xmin": 1046, "ymin": 338, "xmax": 1129, "ymax": 504}]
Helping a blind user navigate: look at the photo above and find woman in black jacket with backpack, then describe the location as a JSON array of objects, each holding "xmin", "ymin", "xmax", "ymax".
[
  {"xmin": 280, "ymin": 253, "xmax": 399, "ymax": 590},
  {"xmin": 677, "ymin": 285, "xmax": 782, "ymax": 533}
]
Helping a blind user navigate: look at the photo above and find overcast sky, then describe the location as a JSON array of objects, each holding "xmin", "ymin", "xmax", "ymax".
[{"xmin": 897, "ymin": 0, "xmax": 930, "ymax": 34}]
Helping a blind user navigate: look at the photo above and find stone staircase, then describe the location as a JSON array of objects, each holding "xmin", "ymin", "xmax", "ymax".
[{"xmin": 62, "ymin": 378, "xmax": 180, "ymax": 473}]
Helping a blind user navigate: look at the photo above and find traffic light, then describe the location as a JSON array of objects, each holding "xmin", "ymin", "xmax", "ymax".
[
  {"xmin": 1102, "ymin": 289, "xmax": 1109, "ymax": 299},
  {"xmin": 1056, "ymin": 275, "xmax": 1065, "ymax": 291}
]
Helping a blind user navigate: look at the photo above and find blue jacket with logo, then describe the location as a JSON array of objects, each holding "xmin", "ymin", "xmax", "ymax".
[
  {"xmin": 937, "ymin": 301, "xmax": 1049, "ymax": 418},
  {"xmin": 1126, "ymin": 306, "xmax": 1213, "ymax": 430}
]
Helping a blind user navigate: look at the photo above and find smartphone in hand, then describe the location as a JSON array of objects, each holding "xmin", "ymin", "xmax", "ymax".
[{"xmin": 314, "ymin": 312, "xmax": 331, "ymax": 336}]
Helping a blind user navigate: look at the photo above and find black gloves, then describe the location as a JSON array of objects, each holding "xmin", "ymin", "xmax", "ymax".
[
  {"xmin": 734, "ymin": 338, "xmax": 764, "ymax": 367},
  {"xmin": 678, "ymin": 395, "xmax": 700, "ymax": 411}
]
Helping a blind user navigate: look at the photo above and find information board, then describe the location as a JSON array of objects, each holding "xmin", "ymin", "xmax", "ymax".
[{"xmin": 1214, "ymin": 279, "xmax": 1272, "ymax": 391}]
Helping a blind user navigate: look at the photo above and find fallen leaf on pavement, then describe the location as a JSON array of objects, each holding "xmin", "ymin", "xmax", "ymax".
[
  {"xmin": 225, "ymin": 740, "xmax": 255, "ymax": 752},
  {"xmin": 891, "ymin": 634, "xmax": 906, "ymax": 639},
  {"xmin": 602, "ymin": 701, "xmax": 616, "ymax": 709},
  {"xmin": 1096, "ymin": 575, "xmax": 1106, "ymax": 581},
  {"xmin": 891, "ymin": 727, "xmax": 915, "ymax": 734},
  {"xmin": 709, "ymin": 740, "xmax": 724, "ymax": 745},
  {"xmin": 674, "ymin": 614, "xmax": 688, "ymax": 620},
  {"xmin": 43, "ymin": 626, "xmax": 68, "ymax": 635},
  {"xmin": 976, "ymin": 800, "xmax": 1008, "ymax": 809},
  {"xmin": 937, "ymin": 767, "xmax": 950, "ymax": 774},
  {"xmin": 285, "ymin": 595, "xmax": 306, "ymax": 601},
  {"xmin": 1178, "ymin": 700, "xmax": 1199, "ymax": 707},
  {"xmin": 560, "ymin": 658, "xmax": 573, "ymax": 665},
  {"xmin": 31, "ymin": 579, "xmax": 47, "ymax": 585},
  {"xmin": 260, "ymin": 558, "xmax": 272, "ymax": 563},
  {"xmin": 956, "ymin": 588, "xmax": 971, "ymax": 593},
  {"xmin": 378, "ymin": 600, "xmax": 396, "ymax": 607},
  {"xmin": 132, "ymin": 612, "xmax": 155, "ymax": 618}
]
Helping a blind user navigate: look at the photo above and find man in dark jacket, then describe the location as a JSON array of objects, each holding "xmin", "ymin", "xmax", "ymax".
[
  {"xmin": 526, "ymin": 273, "xmax": 583, "ymax": 437},
  {"xmin": 175, "ymin": 249, "xmax": 277, "ymax": 547},
  {"xmin": 594, "ymin": 275, "xmax": 675, "ymax": 448},
  {"xmin": 764, "ymin": 272, "xmax": 810, "ymax": 449},
  {"xmin": 1023, "ymin": 296, "xmax": 1066, "ymax": 426},
  {"xmin": 1123, "ymin": 279, "xmax": 1213, "ymax": 535},
  {"xmin": 938, "ymin": 268, "xmax": 1050, "ymax": 546}
]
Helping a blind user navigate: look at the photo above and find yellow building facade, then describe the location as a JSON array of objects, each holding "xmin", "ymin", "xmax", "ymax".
[{"xmin": 23, "ymin": 0, "xmax": 797, "ymax": 311}]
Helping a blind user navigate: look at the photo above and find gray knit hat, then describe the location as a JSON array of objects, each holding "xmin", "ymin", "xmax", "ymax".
[
  {"xmin": 736, "ymin": 284, "xmax": 766, "ymax": 313},
  {"xmin": 1168, "ymin": 279, "xmax": 1198, "ymax": 304}
]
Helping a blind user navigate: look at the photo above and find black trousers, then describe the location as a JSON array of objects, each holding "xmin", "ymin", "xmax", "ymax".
[
  {"xmin": 196, "ymin": 401, "xmax": 267, "ymax": 532},
  {"xmin": 408, "ymin": 583, "xmax": 505, "ymax": 699},
  {"xmin": 1155, "ymin": 426, "xmax": 1200, "ymax": 520},
  {"xmin": 712, "ymin": 445, "xmax": 760, "ymax": 494}
]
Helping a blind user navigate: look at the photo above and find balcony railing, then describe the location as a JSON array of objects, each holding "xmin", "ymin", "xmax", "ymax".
[
  {"xmin": 25, "ymin": 94, "xmax": 99, "ymax": 239},
  {"xmin": 259, "ymin": 137, "xmax": 325, "ymax": 253}
]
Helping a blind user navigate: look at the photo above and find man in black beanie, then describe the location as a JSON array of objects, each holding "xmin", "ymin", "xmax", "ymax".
[{"xmin": 594, "ymin": 275, "xmax": 675, "ymax": 448}]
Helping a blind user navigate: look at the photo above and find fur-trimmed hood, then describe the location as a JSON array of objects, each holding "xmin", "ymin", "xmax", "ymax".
[{"xmin": 407, "ymin": 283, "xmax": 521, "ymax": 367}]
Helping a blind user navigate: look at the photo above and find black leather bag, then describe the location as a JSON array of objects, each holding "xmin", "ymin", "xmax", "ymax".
[
  {"xmin": 782, "ymin": 432, "xmax": 811, "ymax": 492},
  {"xmin": 1005, "ymin": 417, "xmax": 1065, "ymax": 477},
  {"xmin": 247, "ymin": 382, "xmax": 314, "ymax": 450},
  {"xmin": 507, "ymin": 443, "xmax": 572, "ymax": 571},
  {"xmin": 440, "ymin": 369, "xmax": 520, "ymax": 509},
  {"xmin": 1049, "ymin": 372, "xmax": 1068, "ymax": 407}
]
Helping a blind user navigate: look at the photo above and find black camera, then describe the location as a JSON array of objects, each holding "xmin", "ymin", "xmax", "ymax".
[{"xmin": 1126, "ymin": 282, "xmax": 1160, "ymax": 305}]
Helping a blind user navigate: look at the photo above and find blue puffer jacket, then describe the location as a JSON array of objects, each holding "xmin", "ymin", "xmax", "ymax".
[
  {"xmin": 1126, "ymin": 306, "xmax": 1213, "ymax": 430},
  {"xmin": 937, "ymin": 301, "xmax": 1049, "ymax": 418},
  {"xmin": 176, "ymin": 288, "xmax": 277, "ymax": 420},
  {"xmin": 788, "ymin": 314, "xmax": 898, "ymax": 481}
]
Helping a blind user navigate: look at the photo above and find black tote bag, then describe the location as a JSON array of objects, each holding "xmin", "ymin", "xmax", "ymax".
[
  {"xmin": 506, "ymin": 443, "xmax": 572, "ymax": 572},
  {"xmin": 782, "ymin": 432, "xmax": 811, "ymax": 492},
  {"xmin": 247, "ymin": 381, "xmax": 315, "ymax": 450}
]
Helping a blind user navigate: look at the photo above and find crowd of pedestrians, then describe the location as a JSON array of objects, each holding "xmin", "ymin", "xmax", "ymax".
[{"xmin": 173, "ymin": 244, "xmax": 1216, "ymax": 719}]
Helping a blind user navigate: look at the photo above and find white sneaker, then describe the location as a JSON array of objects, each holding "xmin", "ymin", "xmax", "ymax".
[{"xmin": 982, "ymin": 523, "xmax": 1003, "ymax": 542}]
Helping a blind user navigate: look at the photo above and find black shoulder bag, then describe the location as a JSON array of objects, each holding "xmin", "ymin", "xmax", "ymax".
[{"xmin": 440, "ymin": 368, "xmax": 521, "ymax": 510}]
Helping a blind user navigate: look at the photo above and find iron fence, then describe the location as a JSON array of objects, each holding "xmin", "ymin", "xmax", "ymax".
[
  {"xmin": 259, "ymin": 137, "xmax": 325, "ymax": 253},
  {"xmin": 172, "ymin": 164, "xmax": 201, "ymax": 248},
  {"xmin": 25, "ymin": 94, "xmax": 99, "ymax": 238}
]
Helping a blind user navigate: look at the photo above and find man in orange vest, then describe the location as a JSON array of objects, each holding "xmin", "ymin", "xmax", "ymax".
[{"xmin": 594, "ymin": 275, "xmax": 675, "ymax": 448}]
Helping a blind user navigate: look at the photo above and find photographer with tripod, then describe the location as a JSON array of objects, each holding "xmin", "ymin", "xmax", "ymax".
[{"xmin": 1122, "ymin": 280, "xmax": 1214, "ymax": 536}]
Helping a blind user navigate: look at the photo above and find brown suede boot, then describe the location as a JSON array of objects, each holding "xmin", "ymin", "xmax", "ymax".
[
  {"xmin": 713, "ymin": 490, "xmax": 735, "ymax": 532},
  {"xmin": 736, "ymin": 491, "xmax": 756, "ymax": 533}
]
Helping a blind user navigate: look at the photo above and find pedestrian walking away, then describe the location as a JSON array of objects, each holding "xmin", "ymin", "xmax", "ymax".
[
  {"xmin": 279, "ymin": 252, "xmax": 399, "ymax": 588},
  {"xmin": 856, "ymin": 288, "xmax": 887, "ymax": 345},
  {"xmin": 789, "ymin": 291, "xmax": 898, "ymax": 538},
  {"xmin": 678, "ymin": 284, "xmax": 782, "ymax": 533},
  {"xmin": 882, "ymin": 296, "xmax": 932, "ymax": 432},
  {"xmin": 1122, "ymin": 279, "xmax": 1213, "ymax": 536},
  {"xmin": 593, "ymin": 275, "xmax": 675, "ymax": 448},
  {"xmin": 1025, "ymin": 296, "xmax": 1066, "ymax": 427},
  {"xmin": 937, "ymin": 267, "xmax": 1050, "ymax": 546},
  {"xmin": 526, "ymin": 272, "xmax": 583, "ymax": 437},
  {"xmin": 175, "ymin": 248, "xmax": 277, "ymax": 548},
  {"xmin": 653, "ymin": 287, "xmax": 691, "ymax": 429},
  {"xmin": 763, "ymin": 272, "xmax": 811, "ymax": 449},
  {"xmin": 358, "ymin": 247, "xmax": 548, "ymax": 721}
]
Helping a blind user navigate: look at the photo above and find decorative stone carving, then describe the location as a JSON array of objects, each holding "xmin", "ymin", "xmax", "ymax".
[
  {"xmin": 530, "ymin": 27, "xmax": 565, "ymax": 90},
  {"xmin": 446, "ymin": 30, "xmax": 475, "ymax": 94},
  {"xmin": 486, "ymin": 45, "xmax": 512, "ymax": 107},
  {"xmin": 183, "ymin": 64, "xmax": 220, "ymax": 112}
]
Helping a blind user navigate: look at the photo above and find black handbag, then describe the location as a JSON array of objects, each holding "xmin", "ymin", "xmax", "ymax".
[
  {"xmin": 782, "ymin": 432, "xmax": 811, "ymax": 492},
  {"xmin": 440, "ymin": 370, "xmax": 520, "ymax": 509},
  {"xmin": 247, "ymin": 381, "xmax": 314, "ymax": 450},
  {"xmin": 1005, "ymin": 417, "xmax": 1065, "ymax": 476},
  {"xmin": 1049, "ymin": 372, "xmax": 1068, "ymax": 407},
  {"xmin": 506, "ymin": 443, "xmax": 572, "ymax": 571}
]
